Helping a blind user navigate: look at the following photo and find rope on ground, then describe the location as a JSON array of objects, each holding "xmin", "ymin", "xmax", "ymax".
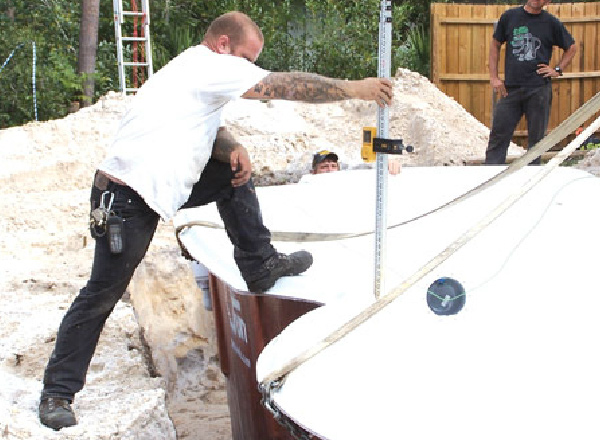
[
  {"xmin": 175, "ymin": 90, "xmax": 600, "ymax": 244},
  {"xmin": 259, "ymin": 115, "xmax": 600, "ymax": 388}
]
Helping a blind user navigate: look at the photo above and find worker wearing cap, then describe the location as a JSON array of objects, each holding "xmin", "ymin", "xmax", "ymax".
[
  {"xmin": 311, "ymin": 150, "xmax": 340, "ymax": 174},
  {"xmin": 311, "ymin": 150, "xmax": 402, "ymax": 175}
]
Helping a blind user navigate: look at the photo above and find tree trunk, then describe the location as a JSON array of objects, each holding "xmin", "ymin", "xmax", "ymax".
[{"xmin": 78, "ymin": 0, "xmax": 100, "ymax": 108}]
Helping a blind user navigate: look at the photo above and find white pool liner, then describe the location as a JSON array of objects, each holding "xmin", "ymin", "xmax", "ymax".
[{"xmin": 176, "ymin": 166, "xmax": 600, "ymax": 439}]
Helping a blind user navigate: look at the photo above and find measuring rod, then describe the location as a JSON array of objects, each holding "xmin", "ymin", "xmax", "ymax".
[{"xmin": 374, "ymin": 0, "xmax": 393, "ymax": 299}]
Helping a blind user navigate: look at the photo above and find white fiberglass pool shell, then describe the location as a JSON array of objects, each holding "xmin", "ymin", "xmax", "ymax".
[{"xmin": 176, "ymin": 165, "xmax": 600, "ymax": 440}]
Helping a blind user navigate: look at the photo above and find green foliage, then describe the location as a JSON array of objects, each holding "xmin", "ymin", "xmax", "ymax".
[
  {"xmin": 152, "ymin": 23, "xmax": 202, "ymax": 67},
  {"xmin": 39, "ymin": 47, "xmax": 80, "ymax": 115},
  {"xmin": 396, "ymin": 24, "xmax": 430, "ymax": 78},
  {"xmin": 0, "ymin": 0, "xmax": 80, "ymax": 127},
  {"xmin": 395, "ymin": 0, "xmax": 432, "ymax": 34},
  {"xmin": 1, "ymin": 0, "xmax": 435, "ymax": 128},
  {"xmin": 94, "ymin": 40, "xmax": 119, "ymax": 100},
  {"xmin": 149, "ymin": 0, "xmax": 304, "ymax": 72}
]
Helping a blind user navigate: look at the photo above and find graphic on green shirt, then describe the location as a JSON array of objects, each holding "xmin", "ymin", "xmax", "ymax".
[{"xmin": 511, "ymin": 25, "xmax": 540, "ymax": 62}]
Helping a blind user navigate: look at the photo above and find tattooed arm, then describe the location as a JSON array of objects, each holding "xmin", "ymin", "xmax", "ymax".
[
  {"xmin": 242, "ymin": 72, "xmax": 393, "ymax": 107},
  {"xmin": 211, "ymin": 127, "xmax": 252, "ymax": 187}
]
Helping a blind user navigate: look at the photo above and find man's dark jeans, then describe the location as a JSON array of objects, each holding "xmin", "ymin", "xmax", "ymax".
[
  {"xmin": 42, "ymin": 159, "xmax": 275, "ymax": 401},
  {"xmin": 485, "ymin": 83, "xmax": 552, "ymax": 165}
]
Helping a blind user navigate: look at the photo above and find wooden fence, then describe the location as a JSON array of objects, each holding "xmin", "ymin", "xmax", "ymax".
[{"xmin": 431, "ymin": 2, "xmax": 600, "ymax": 147}]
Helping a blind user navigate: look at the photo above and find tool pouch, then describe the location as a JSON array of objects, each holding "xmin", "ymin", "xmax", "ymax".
[{"xmin": 106, "ymin": 214, "xmax": 124, "ymax": 254}]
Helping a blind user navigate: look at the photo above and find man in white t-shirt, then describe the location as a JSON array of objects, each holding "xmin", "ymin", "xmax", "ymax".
[{"xmin": 39, "ymin": 11, "xmax": 393, "ymax": 430}]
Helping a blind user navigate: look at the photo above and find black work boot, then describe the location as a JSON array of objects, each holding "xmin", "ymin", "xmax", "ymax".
[
  {"xmin": 39, "ymin": 397, "xmax": 77, "ymax": 430},
  {"xmin": 246, "ymin": 251, "xmax": 313, "ymax": 293}
]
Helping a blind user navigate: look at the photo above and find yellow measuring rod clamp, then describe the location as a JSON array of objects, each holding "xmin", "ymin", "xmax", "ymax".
[{"xmin": 361, "ymin": 126, "xmax": 377, "ymax": 163}]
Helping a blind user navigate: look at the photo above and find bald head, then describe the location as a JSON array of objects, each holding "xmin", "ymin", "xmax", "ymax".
[{"xmin": 203, "ymin": 11, "xmax": 263, "ymax": 53}]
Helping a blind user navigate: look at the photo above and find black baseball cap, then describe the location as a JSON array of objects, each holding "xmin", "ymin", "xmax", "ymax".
[{"xmin": 312, "ymin": 150, "xmax": 339, "ymax": 168}]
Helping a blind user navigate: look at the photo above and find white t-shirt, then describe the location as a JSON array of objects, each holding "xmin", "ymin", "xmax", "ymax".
[{"xmin": 99, "ymin": 45, "xmax": 269, "ymax": 220}]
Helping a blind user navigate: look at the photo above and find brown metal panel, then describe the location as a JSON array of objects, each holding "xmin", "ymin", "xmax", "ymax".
[
  {"xmin": 209, "ymin": 274, "xmax": 230, "ymax": 377},
  {"xmin": 209, "ymin": 275, "xmax": 322, "ymax": 440}
]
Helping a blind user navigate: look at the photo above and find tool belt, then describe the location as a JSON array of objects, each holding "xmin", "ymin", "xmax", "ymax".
[{"xmin": 93, "ymin": 170, "xmax": 126, "ymax": 191}]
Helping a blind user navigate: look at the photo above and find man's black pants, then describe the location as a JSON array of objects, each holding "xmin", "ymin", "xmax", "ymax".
[
  {"xmin": 41, "ymin": 159, "xmax": 275, "ymax": 401},
  {"xmin": 485, "ymin": 83, "xmax": 552, "ymax": 165}
]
